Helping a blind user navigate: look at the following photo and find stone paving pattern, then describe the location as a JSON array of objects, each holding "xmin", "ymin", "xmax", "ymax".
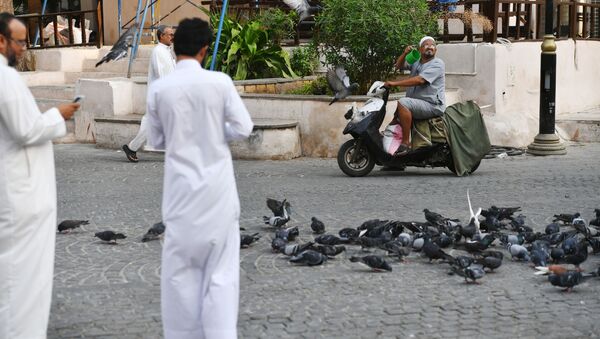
[{"xmin": 50, "ymin": 143, "xmax": 600, "ymax": 338}]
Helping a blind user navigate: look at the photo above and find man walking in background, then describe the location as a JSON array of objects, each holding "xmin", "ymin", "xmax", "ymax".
[
  {"xmin": 122, "ymin": 25, "xmax": 175, "ymax": 162},
  {"xmin": 147, "ymin": 18, "xmax": 253, "ymax": 339},
  {"xmin": 0, "ymin": 13, "xmax": 79, "ymax": 339}
]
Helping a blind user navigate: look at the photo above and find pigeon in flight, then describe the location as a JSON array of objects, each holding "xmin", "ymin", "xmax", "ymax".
[
  {"xmin": 94, "ymin": 231, "xmax": 127, "ymax": 244},
  {"xmin": 141, "ymin": 221, "xmax": 166, "ymax": 242},
  {"xmin": 466, "ymin": 190, "xmax": 482, "ymax": 238},
  {"xmin": 95, "ymin": 23, "xmax": 139, "ymax": 67},
  {"xmin": 350, "ymin": 255, "xmax": 392, "ymax": 272},
  {"xmin": 326, "ymin": 66, "xmax": 359, "ymax": 105},
  {"xmin": 282, "ymin": 0, "xmax": 322, "ymax": 22},
  {"xmin": 58, "ymin": 220, "xmax": 89, "ymax": 233},
  {"xmin": 263, "ymin": 198, "xmax": 291, "ymax": 227}
]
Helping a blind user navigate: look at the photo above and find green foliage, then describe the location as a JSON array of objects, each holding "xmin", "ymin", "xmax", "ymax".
[
  {"xmin": 290, "ymin": 44, "xmax": 319, "ymax": 77},
  {"xmin": 256, "ymin": 8, "xmax": 298, "ymax": 43},
  {"xmin": 203, "ymin": 9, "xmax": 297, "ymax": 80},
  {"xmin": 286, "ymin": 77, "xmax": 331, "ymax": 95},
  {"xmin": 314, "ymin": 0, "xmax": 438, "ymax": 92}
]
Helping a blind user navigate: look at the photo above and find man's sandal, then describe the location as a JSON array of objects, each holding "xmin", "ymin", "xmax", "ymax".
[{"xmin": 122, "ymin": 144, "xmax": 139, "ymax": 163}]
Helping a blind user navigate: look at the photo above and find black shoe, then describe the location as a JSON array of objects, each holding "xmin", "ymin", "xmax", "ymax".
[{"xmin": 122, "ymin": 144, "xmax": 138, "ymax": 163}]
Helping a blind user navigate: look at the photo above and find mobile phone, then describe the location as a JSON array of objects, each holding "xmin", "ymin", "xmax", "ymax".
[{"xmin": 73, "ymin": 95, "xmax": 85, "ymax": 103}]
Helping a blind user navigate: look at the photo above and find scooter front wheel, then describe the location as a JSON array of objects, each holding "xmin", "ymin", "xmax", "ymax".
[{"xmin": 337, "ymin": 140, "xmax": 375, "ymax": 177}]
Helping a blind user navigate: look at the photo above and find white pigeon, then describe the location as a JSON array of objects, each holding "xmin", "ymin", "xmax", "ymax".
[
  {"xmin": 326, "ymin": 66, "xmax": 359, "ymax": 105},
  {"xmin": 282, "ymin": 0, "xmax": 322, "ymax": 22},
  {"xmin": 467, "ymin": 189, "xmax": 482, "ymax": 237}
]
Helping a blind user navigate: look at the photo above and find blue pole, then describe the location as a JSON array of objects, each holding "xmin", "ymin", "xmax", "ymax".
[
  {"xmin": 210, "ymin": 0, "xmax": 229, "ymax": 71},
  {"xmin": 134, "ymin": 0, "xmax": 151, "ymax": 58},
  {"xmin": 34, "ymin": 0, "xmax": 49, "ymax": 46},
  {"xmin": 127, "ymin": 0, "xmax": 145, "ymax": 78},
  {"xmin": 118, "ymin": 0, "xmax": 122, "ymax": 36}
]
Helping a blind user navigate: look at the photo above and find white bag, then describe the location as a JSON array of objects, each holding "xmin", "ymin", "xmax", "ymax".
[{"xmin": 382, "ymin": 123, "xmax": 403, "ymax": 155}]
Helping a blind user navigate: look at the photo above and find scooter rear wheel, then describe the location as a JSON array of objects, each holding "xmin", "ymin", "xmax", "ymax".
[{"xmin": 337, "ymin": 140, "xmax": 375, "ymax": 177}]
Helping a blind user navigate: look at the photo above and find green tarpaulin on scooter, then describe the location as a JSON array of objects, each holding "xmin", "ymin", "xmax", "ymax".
[{"xmin": 442, "ymin": 101, "xmax": 491, "ymax": 176}]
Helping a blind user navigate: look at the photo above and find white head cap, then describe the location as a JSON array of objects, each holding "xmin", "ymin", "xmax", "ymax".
[{"xmin": 419, "ymin": 36, "xmax": 435, "ymax": 47}]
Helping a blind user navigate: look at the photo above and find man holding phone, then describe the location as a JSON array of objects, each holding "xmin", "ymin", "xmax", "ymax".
[{"xmin": 0, "ymin": 13, "xmax": 79, "ymax": 339}]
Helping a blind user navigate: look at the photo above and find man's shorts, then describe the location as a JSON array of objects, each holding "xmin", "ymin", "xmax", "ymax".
[{"xmin": 398, "ymin": 97, "xmax": 444, "ymax": 120}]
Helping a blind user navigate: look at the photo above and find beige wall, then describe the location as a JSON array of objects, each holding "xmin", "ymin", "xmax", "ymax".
[
  {"xmin": 102, "ymin": 1, "xmax": 209, "ymax": 45},
  {"xmin": 438, "ymin": 40, "xmax": 600, "ymax": 147}
]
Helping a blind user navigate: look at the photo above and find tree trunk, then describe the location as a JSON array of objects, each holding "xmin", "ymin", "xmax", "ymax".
[{"xmin": 0, "ymin": 0, "xmax": 14, "ymax": 14}]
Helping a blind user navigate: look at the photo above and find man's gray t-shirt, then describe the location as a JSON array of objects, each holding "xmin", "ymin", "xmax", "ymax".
[{"xmin": 406, "ymin": 57, "xmax": 446, "ymax": 115}]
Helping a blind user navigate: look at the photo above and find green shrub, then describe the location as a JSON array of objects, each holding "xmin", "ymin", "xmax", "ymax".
[
  {"xmin": 286, "ymin": 77, "xmax": 332, "ymax": 95},
  {"xmin": 290, "ymin": 44, "xmax": 319, "ymax": 77},
  {"xmin": 203, "ymin": 10, "xmax": 296, "ymax": 80},
  {"xmin": 256, "ymin": 8, "xmax": 298, "ymax": 43},
  {"xmin": 314, "ymin": 0, "xmax": 438, "ymax": 92}
]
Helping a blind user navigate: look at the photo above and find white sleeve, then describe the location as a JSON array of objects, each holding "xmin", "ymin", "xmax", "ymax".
[
  {"xmin": 224, "ymin": 79, "xmax": 253, "ymax": 141},
  {"xmin": 146, "ymin": 84, "xmax": 165, "ymax": 149},
  {"xmin": 0, "ymin": 75, "xmax": 66, "ymax": 146}
]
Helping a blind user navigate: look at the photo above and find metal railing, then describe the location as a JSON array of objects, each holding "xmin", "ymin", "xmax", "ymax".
[{"xmin": 16, "ymin": 7, "xmax": 103, "ymax": 49}]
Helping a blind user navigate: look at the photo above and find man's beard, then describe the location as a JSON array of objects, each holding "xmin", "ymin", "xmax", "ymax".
[{"xmin": 7, "ymin": 47, "xmax": 17, "ymax": 67}]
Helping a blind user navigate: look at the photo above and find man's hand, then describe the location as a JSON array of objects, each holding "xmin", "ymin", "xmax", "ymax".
[
  {"xmin": 57, "ymin": 103, "xmax": 80, "ymax": 120},
  {"xmin": 403, "ymin": 45, "xmax": 414, "ymax": 55}
]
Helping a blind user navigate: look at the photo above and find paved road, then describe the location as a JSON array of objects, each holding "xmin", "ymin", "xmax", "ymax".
[{"xmin": 50, "ymin": 143, "xmax": 600, "ymax": 338}]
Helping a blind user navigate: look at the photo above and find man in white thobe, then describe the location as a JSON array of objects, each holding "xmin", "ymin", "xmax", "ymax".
[
  {"xmin": 122, "ymin": 25, "xmax": 176, "ymax": 162},
  {"xmin": 146, "ymin": 18, "xmax": 253, "ymax": 339},
  {"xmin": 0, "ymin": 13, "xmax": 79, "ymax": 339}
]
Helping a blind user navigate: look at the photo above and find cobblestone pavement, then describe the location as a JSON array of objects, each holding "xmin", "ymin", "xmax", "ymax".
[{"xmin": 50, "ymin": 143, "xmax": 600, "ymax": 339}]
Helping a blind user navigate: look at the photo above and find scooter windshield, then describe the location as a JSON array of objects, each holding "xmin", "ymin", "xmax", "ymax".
[{"xmin": 352, "ymin": 98, "xmax": 385, "ymax": 123}]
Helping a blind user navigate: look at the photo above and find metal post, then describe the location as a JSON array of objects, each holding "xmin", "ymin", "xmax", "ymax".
[
  {"xmin": 118, "ymin": 0, "xmax": 122, "ymax": 36},
  {"xmin": 527, "ymin": 0, "xmax": 567, "ymax": 155},
  {"xmin": 210, "ymin": 0, "xmax": 229, "ymax": 71},
  {"xmin": 127, "ymin": 0, "xmax": 145, "ymax": 78}
]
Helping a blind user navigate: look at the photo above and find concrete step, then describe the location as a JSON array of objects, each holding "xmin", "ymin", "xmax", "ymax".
[
  {"xmin": 64, "ymin": 71, "xmax": 147, "ymax": 83},
  {"xmin": 94, "ymin": 115, "xmax": 301, "ymax": 159},
  {"xmin": 82, "ymin": 57, "xmax": 150, "ymax": 73},
  {"xmin": 556, "ymin": 109, "xmax": 600, "ymax": 142},
  {"xmin": 30, "ymin": 85, "xmax": 76, "ymax": 101}
]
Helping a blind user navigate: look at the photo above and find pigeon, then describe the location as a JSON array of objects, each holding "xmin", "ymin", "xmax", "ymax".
[
  {"xmin": 482, "ymin": 206, "xmax": 521, "ymax": 220},
  {"xmin": 450, "ymin": 262, "xmax": 486, "ymax": 283},
  {"xmin": 463, "ymin": 234, "xmax": 496, "ymax": 253},
  {"xmin": 271, "ymin": 237, "xmax": 287, "ymax": 253},
  {"xmin": 545, "ymin": 222, "xmax": 561, "ymax": 235},
  {"xmin": 338, "ymin": 228, "xmax": 359, "ymax": 239},
  {"xmin": 283, "ymin": 242, "xmax": 314, "ymax": 256},
  {"xmin": 422, "ymin": 236, "xmax": 454, "ymax": 263},
  {"xmin": 590, "ymin": 209, "xmax": 600, "ymax": 226},
  {"xmin": 500, "ymin": 233, "xmax": 524, "ymax": 246},
  {"xmin": 263, "ymin": 198, "xmax": 291, "ymax": 227},
  {"xmin": 551, "ymin": 247, "xmax": 565, "ymax": 263},
  {"xmin": 397, "ymin": 233, "xmax": 413, "ymax": 247},
  {"xmin": 282, "ymin": 0, "xmax": 322, "ymax": 22},
  {"xmin": 314, "ymin": 234, "xmax": 346, "ymax": 246},
  {"xmin": 349, "ymin": 255, "xmax": 392, "ymax": 272},
  {"xmin": 423, "ymin": 209, "xmax": 456, "ymax": 226},
  {"xmin": 572, "ymin": 218, "xmax": 597, "ymax": 237},
  {"xmin": 240, "ymin": 233, "xmax": 261, "ymax": 248},
  {"xmin": 326, "ymin": 66, "xmax": 359, "ymax": 105},
  {"xmin": 310, "ymin": 217, "xmax": 325, "ymax": 234},
  {"xmin": 548, "ymin": 271, "xmax": 584, "ymax": 292},
  {"xmin": 58, "ymin": 219, "xmax": 89, "ymax": 233},
  {"xmin": 357, "ymin": 236, "xmax": 386, "ymax": 250},
  {"xmin": 530, "ymin": 247, "xmax": 550, "ymax": 267},
  {"xmin": 412, "ymin": 237, "xmax": 425, "ymax": 251},
  {"xmin": 553, "ymin": 212, "xmax": 581, "ymax": 224},
  {"xmin": 380, "ymin": 241, "xmax": 411, "ymax": 261},
  {"xmin": 475, "ymin": 255, "xmax": 502, "ymax": 272},
  {"xmin": 311, "ymin": 244, "xmax": 346, "ymax": 257},
  {"xmin": 95, "ymin": 23, "xmax": 139, "ymax": 67},
  {"xmin": 453, "ymin": 255, "xmax": 475, "ymax": 269},
  {"xmin": 466, "ymin": 190, "xmax": 482, "ymax": 236},
  {"xmin": 266, "ymin": 198, "xmax": 291, "ymax": 218},
  {"xmin": 94, "ymin": 231, "xmax": 126, "ymax": 243},
  {"xmin": 563, "ymin": 241, "xmax": 588, "ymax": 267},
  {"xmin": 275, "ymin": 226, "xmax": 299, "ymax": 242},
  {"xmin": 289, "ymin": 250, "xmax": 327, "ymax": 266},
  {"xmin": 141, "ymin": 221, "xmax": 166, "ymax": 242},
  {"xmin": 506, "ymin": 243, "xmax": 530, "ymax": 261}
]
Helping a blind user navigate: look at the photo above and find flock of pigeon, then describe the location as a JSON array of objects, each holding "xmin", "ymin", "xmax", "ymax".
[
  {"xmin": 242, "ymin": 193, "xmax": 600, "ymax": 292},
  {"xmin": 57, "ymin": 220, "xmax": 165, "ymax": 243}
]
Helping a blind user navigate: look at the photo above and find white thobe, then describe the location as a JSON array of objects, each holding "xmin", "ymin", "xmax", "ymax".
[
  {"xmin": 128, "ymin": 42, "xmax": 176, "ymax": 151},
  {"xmin": 147, "ymin": 59, "xmax": 253, "ymax": 339},
  {"xmin": 0, "ymin": 54, "xmax": 66, "ymax": 339}
]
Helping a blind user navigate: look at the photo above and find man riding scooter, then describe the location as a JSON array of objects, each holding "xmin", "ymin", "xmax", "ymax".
[{"xmin": 384, "ymin": 36, "xmax": 445, "ymax": 156}]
